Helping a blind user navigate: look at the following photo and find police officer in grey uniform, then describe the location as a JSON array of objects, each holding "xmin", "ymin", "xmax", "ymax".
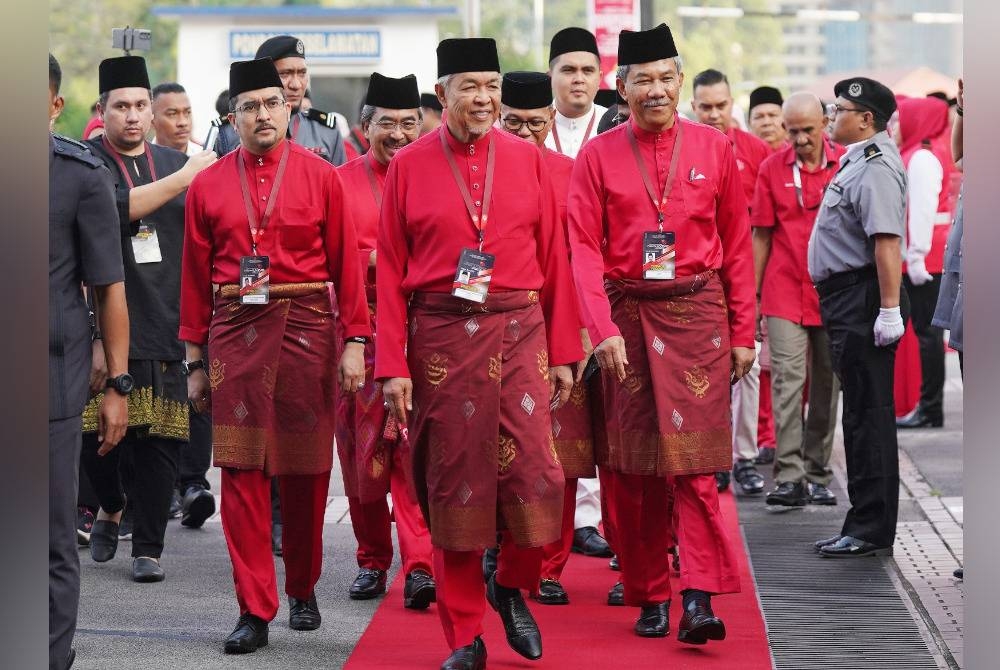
[
  {"xmin": 808, "ymin": 77, "xmax": 910, "ymax": 558},
  {"xmin": 212, "ymin": 35, "xmax": 348, "ymax": 166},
  {"xmin": 49, "ymin": 52, "xmax": 130, "ymax": 670}
]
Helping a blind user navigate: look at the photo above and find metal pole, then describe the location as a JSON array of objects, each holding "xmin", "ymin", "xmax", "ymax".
[
  {"xmin": 640, "ymin": 0, "xmax": 654, "ymax": 30},
  {"xmin": 534, "ymin": 0, "xmax": 545, "ymax": 69},
  {"xmin": 471, "ymin": 0, "xmax": 482, "ymax": 37}
]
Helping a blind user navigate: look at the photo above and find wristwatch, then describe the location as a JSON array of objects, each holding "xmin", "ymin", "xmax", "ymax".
[
  {"xmin": 106, "ymin": 373, "xmax": 135, "ymax": 396},
  {"xmin": 182, "ymin": 359, "xmax": 206, "ymax": 376},
  {"xmin": 345, "ymin": 336, "xmax": 369, "ymax": 345}
]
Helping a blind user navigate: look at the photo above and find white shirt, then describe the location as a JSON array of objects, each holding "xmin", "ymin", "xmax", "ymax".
[
  {"xmin": 905, "ymin": 148, "xmax": 944, "ymax": 266},
  {"xmin": 544, "ymin": 103, "xmax": 608, "ymax": 159},
  {"xmin": 153, "ymin": 137, "xmax": 202, "ymax": 156}
]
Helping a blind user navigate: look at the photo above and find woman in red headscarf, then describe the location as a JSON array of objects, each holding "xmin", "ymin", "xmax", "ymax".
[{"xmin": 892, "ymin": 96, "xmax": 955, "ymax": 428}]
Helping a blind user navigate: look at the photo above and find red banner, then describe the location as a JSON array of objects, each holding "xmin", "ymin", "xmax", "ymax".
[{"xmin": 588, "ymin": 0, "xmax": 641, "ymax": 89}]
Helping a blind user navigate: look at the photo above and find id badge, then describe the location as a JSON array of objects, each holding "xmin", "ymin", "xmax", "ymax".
[
  {"xmin": 131, "ymin": 221, "xmax": 162, "ymax": 264},
  {"xmin": 642, "ymin": 231, "xmax": 675, "ymax": 280},
  {"xmin": 451, "ymin": 248, "xmax": 495, "ymax": 303},
  {"xmin": 239, "ymin": 255, "xmax": 270, "ymax": 305}
]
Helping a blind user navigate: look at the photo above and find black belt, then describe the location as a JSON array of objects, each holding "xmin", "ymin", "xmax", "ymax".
[{"xmin": 814, "ymin": 265, "xmax": 877, "ymax": 297}]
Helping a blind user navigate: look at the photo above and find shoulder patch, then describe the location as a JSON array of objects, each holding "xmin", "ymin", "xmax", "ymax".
[
  {"xmin": 863, "ymin": 143, "xmax": 883, "ymax": 161},
  {"xmin": 306, "ymin": 108, "xmax": 337, "ymax": 129},
  {"xmin": 52, "ymin": 134, "xmax": 104, "ymax": 169}
]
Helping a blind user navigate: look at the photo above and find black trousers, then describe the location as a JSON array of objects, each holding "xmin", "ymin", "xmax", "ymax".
[
  {"xmin": 177, "ymin": 409, "xmax": 212, "ymax": 492},
  {"xmin": 50, "ymin": 416, "xmax": 82, "ymax": 670},
  {"xmin": 902, "ymin": 273, "xmax": 945, "ymax": 419},
  {"xmin": 818, "ymin": 270, "xmax": 910, "ymax": 547},
  {"xmin": 80, "ymin": 430, "xmax": 181, "ymax": 558}
]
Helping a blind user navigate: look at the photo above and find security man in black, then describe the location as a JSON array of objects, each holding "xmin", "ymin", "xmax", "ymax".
[
  {"xmin": 49, "ymin": 52, "xmax": 129, "ymax": 670},
  {"xmin": 808, "ymin": 77, "xmax": 910, "ymax": 558},
  {"xmin": 212, "ymin": 35, "xmax": 348, "ymax": 165}
]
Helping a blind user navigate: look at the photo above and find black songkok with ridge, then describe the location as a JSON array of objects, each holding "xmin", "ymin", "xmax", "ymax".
[
  {"xmin": 229, "ymin": 58, "xmax": 283, "ymax": 99},
  {"xmin": 365, "ymin": 73, "xmax": 420, "ymax": 110},
  {"xmin": 617, "ymin": 23, "xmax": 678, "ymax": 66},
  {"xmin": 99, "ymin": 56, "xmax": 150, "ymax": 93},
  {"xmin": 549, "ymin": 27, "xmax": 600, "ymax": 64},
  {"xmin": 749, "ymin": 86, "xmax": 784, "ymax": 111},
  {"xmin": 436, "ymin": 38, "xmax": 500, "ymax": 78},
  {"xmin": 502, "ymin": 72, "xmax": 553, "ymax": 110},
  {"xmin": 420, "ymin": 93, "xmax": 443, "ymax": 112}
]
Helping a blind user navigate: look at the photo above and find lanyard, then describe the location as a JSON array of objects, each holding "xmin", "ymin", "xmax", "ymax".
[
  {"xmin": 237, "ymin": 141, "xmax": 291, "ymax": 254},
  {"xmin": 364, "ymin": 153, "xmax": 383, "ymax": 210},
  {"xmin": 102, "ymin": 136, "xmax": 158, "ymax": 188},
  {"xmin": 793, "ymin": 148, "xmax": 828, "ymax": 209},
  {"xmin": 552, "ymin": 109, "xmax": 596, "ymax": 155},
  {"xmin": 440, "ymin": 129, "xmax": 496, "ymax": 251},
  {"xmin": 626, "ymin": 120, "xmax": 684, "ymax": 232}
]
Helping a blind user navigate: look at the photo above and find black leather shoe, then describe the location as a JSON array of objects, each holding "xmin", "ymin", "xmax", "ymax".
[
  {"xmin": 818, "ymin": 535, "xmax": 892, "ymax": 558},
  {"xmin": 607, "ymin": 581, "xmax": 624, "ymax": 606},
  {"xmin": 532, "ymin": 579, "xmax": 569, "ymax": 605},
  {"xmin": 609, "ymin": 555, "xmax": 619, "ymax": 571},
  {"xmin": 482, "ymin": 546, "xmax": 498, "ymax": 583},
  {"xmin": 168, "ymin": 488, "xmax": 182, "ymax": 520},
  {"xmin": 271, "ymin": 523, "xmax": 282, "ymax": 557},
  {"xmin": 404, "ymin": 570, "xmax": 436, "ymax": 610},
  {"xmin": 441, "ymin": 636, "xmax": 487, "ymax": 670},
  {"xmin": 181, "ymin": 486, "xmax": 216, "ymax": 529},
  {"xmin": 807, "ymin": 482, "xmax": 837, "ymax": 505},
  {"xmin": 90, "ymin": 519, "xmax": 119, "ymax": 563},
  {"xmin": 754, "ymin": 446, "xmax": 775, "ymax": 465},
  {"xmin": 67, "ymin": 647, "xmax": 75, "ymax": 669},
  {"xmin": 953, "ymin": 568, "xmax": 963, "ymax": 579},
  {"xmin": 714, "ymin": 471, "xmax": 731, "ymax": 492},
  {"xmin": 224, "ymin": 614, "xmax": 269, "ymax": 654},
  {"xmin": 896, "ymin": 408, "xmax": 943, "ymax": 429},
  {"xmin": 678, "ymin": 596, "xmax": 726, "ymax": 645},
  {"xmin": 572, "ymin": 526, "xmax": 613, "ymax": 557},
  {"xmin": 733, "ymin": 459, "xmax": 765, "ymax": 495},
  {"xmin": 813, "ymin": 534, "xmax": 842, "ymax": 552},
  {"xmin": 289, "ymin": 591, "xmax": 321, "ymax": 630},
  {"xmin": 486, "ymin": 573, "xmax": 542, "ymax": 660},
  {"xmin": 765, "ymin": 481, "xmax": 807, "ymax": 506},
  {"xmin": 634, "ymin": 602, "xmax": 670, "ymax": 637},
  {"xmin": 349, "ymin": 568, "xmax": 387, "ymax": 600},
  {"xmin": 132, "ymin": 557, "xmax": 165, "ymax": 583}
]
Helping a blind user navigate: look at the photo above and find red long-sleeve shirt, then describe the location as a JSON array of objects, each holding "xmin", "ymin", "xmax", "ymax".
[
  {"xmin": 374, "ymin": 125, "xmax": 584, "ymax": 379},
  {"xmin": 179, "ymin": 139, "xmax": 370, "ymax": 344},
  {"xmin": 727, "ymin": 125, "xmax": 771, "ymax": 206},
  {"xmin": 337, "ymin": 152, "xmax": 386, "ymax": 278},
  {"xmin": 568, "ymin": 116, "xmax": 755, "ymax": 348}
]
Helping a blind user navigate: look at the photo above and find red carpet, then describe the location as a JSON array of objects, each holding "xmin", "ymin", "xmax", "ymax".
[{"xmin": 344, "ymin": 491, "xmax": 772, "ymax": 669}]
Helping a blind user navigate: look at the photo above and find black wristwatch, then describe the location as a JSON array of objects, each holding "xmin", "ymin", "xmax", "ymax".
[
  {"xmin": 182, "ymin": 359, "xmax": 206, "ymax": 376},
  {"xmin": 106, "ymin": 373, "xmax": 135, "ymax": 396},
  {"xmin": 345, "ymin": 336, "xmax": 369, "ymax": 345}
]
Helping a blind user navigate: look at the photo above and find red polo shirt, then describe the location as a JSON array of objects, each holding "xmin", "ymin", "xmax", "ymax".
[
  {"xmin": 727, "ymin": 126, "xmax": 771, "ymax": 206},
  {"xmin": 751, "ymin": 137, "xmax": 845, "ymax": 327}
]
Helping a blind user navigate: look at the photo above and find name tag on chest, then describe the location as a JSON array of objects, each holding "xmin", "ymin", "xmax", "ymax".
[
  {"xmin": 240, "ymin": 255, "xmax": 270, "ymax": 304},
  {"xmin": 131, "ymin": 222, "xmax": 162, "ymax": 264},
  {"xmin": 452, "ymin": 248, "xmax": 495, "ymax": 303},
  {"xmin": 642, "ymin": 231, "xmax": 676, "ymax": 280}
]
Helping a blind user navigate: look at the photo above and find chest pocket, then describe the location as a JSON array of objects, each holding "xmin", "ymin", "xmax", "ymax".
[
  {"xmin": 679, "ymin": 175, "xmax": 717, "ymax": 223},
  {"xmin": 279, "ymin": 206, "xmax": 323, "ymax": 250},
  {"xmin": 492, "ymin": 189, "xmax": 537, "ymax": 239}
]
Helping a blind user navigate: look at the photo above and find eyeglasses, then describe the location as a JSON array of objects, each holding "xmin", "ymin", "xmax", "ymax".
[
  {"xmin": 234, "ymin": 98, "xmax": 286, "ymax": 115},
  {"xmin": 825, "ymin": 103, "xmax": 869, "ymax": 118},
  {"xmin": 502, "ymin": 116, "xmax": 549, "ymax": 132},
  {"xmin": 374, "ymin": 119, "xmax": 419, "ymax": 133}
]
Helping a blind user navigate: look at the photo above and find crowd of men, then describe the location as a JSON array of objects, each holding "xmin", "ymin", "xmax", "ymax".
[{"xmin": 49, "ymin": 17, "xmax": 964, "ymax": 670}]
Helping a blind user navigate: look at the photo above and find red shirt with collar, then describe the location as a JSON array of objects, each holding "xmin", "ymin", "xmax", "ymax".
[
  {"xmin": 727, "ymin": 126, "xmax": 771, "ymax": 206},
  {"xmin": 568, "ymin": 116, "xmax": 755, "ymax": 348},
  {"xmin": 374, "ymin": 125, "xmax": 583, "ymax": 379},
  {"xmin": 751, "ymin": 137, "xmax": 845, "ymax": 326},
  {"xmin": 179, "ymin": 139, "xmax": 370, "ymax": 344},
  {"xmin": 338, "ymin": 152, "xmax": 386, "ymax": 277}
]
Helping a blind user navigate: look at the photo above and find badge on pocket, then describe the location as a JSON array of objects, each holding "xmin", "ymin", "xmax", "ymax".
[
  {"xmin": 240, "ymin": 255, "xmax": 270, "ymax": 305},
  {"xmin": 452, "ymin": 248, "xmax": 495, "ymax": 303},
  {"xmin": 642, "ymin": 231, "xmax": 675, "ymax": 280},
  {"xmin": 131, "ymin": 221, "xmax": 162, "ymax": 264}
]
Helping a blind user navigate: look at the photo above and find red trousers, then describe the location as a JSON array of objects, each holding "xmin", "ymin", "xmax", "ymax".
[
  {"xmin": 609, "ymin": 471, "xmax": 740, "ymax": 607},
  {"xmin": 434, "ymin": 532, "xmax": 543, "ymax": 650},
  {"xmin": 539, "ymin": 478, "xmax": 577, "ymax": 581},
  {"xmin": 220, "ymin": 468, "xmax": 330, "ymax": 621},
  {"xmin": 758, "ymin": 369, "xmax": 776, "ymax": 447},
  {"xmin": 348, "ymin": 443, "xmax": 433, "ymax": 575}
]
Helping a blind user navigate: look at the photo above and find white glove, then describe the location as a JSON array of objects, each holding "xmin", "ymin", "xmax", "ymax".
[
  {"xmin": 906, "ymin": 256, "xmax": 933, "ymax": 286},
  {"xmin": 873, "ymin": 306, "xmax": 905, "ymax": 347}
]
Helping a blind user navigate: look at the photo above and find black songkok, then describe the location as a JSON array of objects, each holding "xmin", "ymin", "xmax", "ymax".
[
  {"xmin": 99, "ymin": 56, "xmax": 150, "ymax": 94},
  {"xmin": 365, "ymin": 73, "xmax": 420, "ymax": 110},
  {"xmin": 420, "ymin": 92, "xmax": 443, "ymax": 112},
  {"xmin": 749, "ymin": 86, "xmax": 784, "ymax": 111},
  {"xmin": 617, "ymin": 23, "xmax": 678, "ymax": 66},
  {"xmin": 436, "ymin": 38, "xmax": 500, "ymax": 78},
  {"xmin": 229, "ymin": 58, "xmax": 283, "ymax": 99},
  {"xmin": 501, "ymin": 72, "xmax": 552, "ymax": 110},
  {"xmin": 255, "ymin": 35, "xmax": 305, "ymax": 61},
  {"xmin": 549, "ymin": 27, "xmax": 600, "ymax": 64},
  {"xmin": 834, "ymin": 77, "xmax": 897, "ymax": 122},
  {"xmin": 594, "ymin": 89, "xmax": 618, "ymax": 109}
]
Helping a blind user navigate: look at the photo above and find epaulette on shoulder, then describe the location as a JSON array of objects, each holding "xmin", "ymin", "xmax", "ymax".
[
  {"xmin": 305, "ymin": 108, "xmax": 337, "ymax": 129},
  {"xmin": 211, "ymin": 115, "xmax": 231, "ymax": 128},
  {"xmin": 52, "ymin": 134, "xmax": 104, "ymax": 168},
  {"xmin": 863, "ymin": 143, "xmax": 883, "ymax": 162}
]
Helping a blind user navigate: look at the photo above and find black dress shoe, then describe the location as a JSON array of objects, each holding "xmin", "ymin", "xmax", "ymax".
[
  {"xmin": 224, "ymin": 613, "xmax": 269, "ymax": 654},
  {"xmin": 813, "ymin": 534, "xmax": 842, "ymax": 552},
  {"xmin": 181, "ymin": 486, "xmax": 216, "ymax": 529},
  {"xmin": 607, "ymin": 581, "xmax": 624, "ymax": 606},
  {"xmin": 714, "ymin": 471, "xmax": 731, "ymax": 492},
  {"xmin": 678, "ymin": 595, "xmax": 726, "ymax": 645},
  {"xmin": 609, "ymin": 554, "xmax": 619, "ymax": 571},
  {"xmin": 896, "ymin": 407, "xmax": 943, "ymax": 429},
  {"xmin": 818, "ymin": 535, "xmax": 892, "ymax": 558},
  {"xmin": 168, "ymin": 488, "xmax": 182, "ymax": 520},
  {"xmin": 754, "ymin": 446, "xmax": 775, "ymax": 465},
  {"xmin": 572, "ymin": 526, "xmax": 613, "ymax": 557},
  {"xmin": 67, "ymin": 647, "xmax": 75, "ymax": 668},
  {"xmin": 733, "ymin": 459, "xmax": 765, "ymax": 495},
  {"xmin": 954, "ymin": 568, "xmax": 964, "ymax": 579},
  {"xmin": 765, "ymin": 481, "xmax": 807, "ymax": 506},
  {"xmin": 807, "ymin": 482, "xmax": 837, "ymax": 506},
  {"xmin": 271, "ymin": 523, "xmax": 282, "ymax": 557},
  {"xmin": 289, "ymin": 591, "xmax": 321, "ymax": 630},
  {"xmin": 486, "ymin": 573, "xmax": 542, "ymax": 659},
  {"xmin": 634, "ymin": 602, "xmax": 669, "ymax": 637},
  {"xmin": 482, "ymin": 546, "xmax": 499, "ymax": 583},
  {"xmin": 349, "ymin": 568, "xmax": 387, "ymax": 600},
  {"xmin": 532, "ymin": 579, "xmax": 569, "ymax": 605},
  {"xmin": 404, "ymin": 570, "xmax": 437, "ymax": 610},
  {"xmin": 132, "ymin": 557, "xmax": 165, "ymax": 583},
  {"xmin": 90, "ymin": 519, "xmax": 119, "ymax": 563},
  {"xmin": 441, "ymin": 636, "xmax": 487, "ymax": 670}
]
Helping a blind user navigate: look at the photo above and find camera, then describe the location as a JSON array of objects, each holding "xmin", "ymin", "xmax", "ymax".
[{"xmin": 112, "ymin": 27, "xmax": 152, "ymax": 54}]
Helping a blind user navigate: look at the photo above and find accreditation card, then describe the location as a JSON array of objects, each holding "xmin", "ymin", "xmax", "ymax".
[
  {"xmin": 239, "ymin": 255, "xmax": 270, "ymax": 305},
  {"xmin": 642, "ymin": 231, "xmax": 676, "ymax": 280},
  {"xmin": 451, "ymin": 248, "xmax": 495, "ymax": 304},
  {"xmin": 131, "ymin": 221, "xmax": 162, "ymax": 264}
]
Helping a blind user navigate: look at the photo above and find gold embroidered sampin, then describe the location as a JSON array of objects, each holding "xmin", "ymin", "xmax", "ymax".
[
  {"xmin": 488, "ymin": 354, "xmax": 502, "ymax": 383},
  {"xmin": 209, "ymin": 359, "xmax": 226, "ymax": 391},
  {"xmin": 498, "ymin": 435, "xmax": 517, "ymax": 472},
  {"xmin": 537, "ymin": 350, "xmax": 550, "ymax": 381},
  {"xmin": 684, "ymin": 365, "xmax": 710, "ymax": 399},
  {"xmin": 425, "ymin": 353, "xmax": 449, "ymax": 387}
]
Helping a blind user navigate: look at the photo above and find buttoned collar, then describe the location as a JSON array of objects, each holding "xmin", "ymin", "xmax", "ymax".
[
  {"xmin": 366, "ymin": 149, "xmax": 389, "ymax": 176},
  {"xmin": 554, "ymin": 105, "xmax": 595, "ymax": 132},
  {"xmin": 628, "ymin": 114, "xmax": 681, "ymax": 144},
  {"xmin": 239, "ymin": 138, "xmax": 287, "ymax": 167},
  {"xmin": 787, "ymin": 136, "xmax": 837, "ymax": 171},
  {"xmin": 442, "ymin": 122, "xmax": 492, "ymax": 156}
]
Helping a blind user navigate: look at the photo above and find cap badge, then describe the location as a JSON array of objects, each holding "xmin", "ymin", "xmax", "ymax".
[
  {"xmin": 848, "ymin": 82, "xmax": 862, "ymax": 97},
  {"xmin": 296, "ymin": 40, "xmax": 305, "ymax": 55}
]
